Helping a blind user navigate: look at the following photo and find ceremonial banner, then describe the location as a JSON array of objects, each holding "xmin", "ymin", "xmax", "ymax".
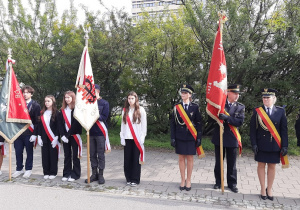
[
  {"xmin": 206, "ymin": 16, "xmax": 228, "ymax": 126},
  {"xmin": 0, "ymin": 60, "xmax": 31, "ymax": 143},
  {"xmin": 74, "ymin": 46, "xmax": 99, "ymax": 131}
]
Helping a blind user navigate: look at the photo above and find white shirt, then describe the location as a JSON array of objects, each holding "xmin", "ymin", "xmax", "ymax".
[
  {"xmin": 264, "ymin": 105, "xmax": 274, "ymax": 115},
  {"xmin": 64, "ymin": 106, "xmax": 72, "ymax": 131},
  {"xmin": 44, "ymin": 110, "xmax": 52, "ymax": 125},
  {"xmin": 120, "ymin": 106, "xmax": 147, "ymax": 144}
]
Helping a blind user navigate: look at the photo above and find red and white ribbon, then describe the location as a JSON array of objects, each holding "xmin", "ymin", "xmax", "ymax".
[
  {"xmin": 125, "ymin": 109, "xmax": 145, "ymax": 164},
  {"xmin": 61, "ymin": 109, "xmax": 83, "ymax": 158},
  {"xmin": 41, "ymin": 115, "xmax": 61, "ymax": 158},
  {"xmin": 96, "ymin": 121, "xmax": 111, "ymax": 153}
]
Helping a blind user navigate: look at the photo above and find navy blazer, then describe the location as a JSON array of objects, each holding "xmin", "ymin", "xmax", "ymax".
[
  {"xmin": 90, "ymin": 98, "xmax": 109, "ymax": 136},
  {"xmin": 170, "ymin": 102, "xmax": 202, "ymax": 141},
  {"xmin": 295, "ymin": 109, "xmax": 300, "ymax": 146},
  {"xmin": 58, "ymin": 109, "xmax": 82, "ymax": 138},
  {"xmin": 211, "ymin": 101, "xmax": 245, "ymax": 147},
  {"xmin": 250, "ymin": 105, "xmax": 288, "ymax": 152},
  {"xmin": 23, "ymin": 100, "xmax": 41, "ymax": 136},
  {"xmin": 38, "ymin": 111, "xmax": 60, "ymax": 144}
]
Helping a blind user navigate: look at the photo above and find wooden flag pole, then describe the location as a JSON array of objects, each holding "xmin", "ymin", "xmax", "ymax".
[
  {"xmin": 87, "ymin": 130, "xmax": 90, "ymax": 184},
  {"xmin": 9, "ymin": 143, "xmax": 12, "ymax": 181},
  {"xmin": 220, "ymin": 125, "xmax": 224, "ymax": 194}
]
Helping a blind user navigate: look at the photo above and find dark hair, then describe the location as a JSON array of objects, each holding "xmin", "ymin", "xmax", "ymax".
[
  {"xmin": 122, "ymin": 91, "xmax": 141, "ymax": 124},
  {"xmin": 22, "ymin": 85, "xmax": 34, "ymax": 94},
  {"xmin": 61, "ymin": 91, "xmax": 76, "ymax": 110},
  {"xmin": 40, "ymin": 95, "xmax": 58, "ymax": 121}
]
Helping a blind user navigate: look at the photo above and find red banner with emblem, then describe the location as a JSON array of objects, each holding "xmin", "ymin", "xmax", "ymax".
[{"xmin": 206, "ymin": 16, "xmax": 228, "ymax": 126}]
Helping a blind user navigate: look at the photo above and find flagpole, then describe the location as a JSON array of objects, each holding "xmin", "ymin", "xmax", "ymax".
[
  {"xmin": 9, "ymin": 143, "xmax": 12, "ymax": 181},
  {"xmin": 84, "ymin": 26, "xmax": 92, "ymax": 184},
  {"xmin": 87, "ymin": 130, "xmax": 90, "ymax": 184},
  {"xmin": 8, "ymin": 50, "xmax": 12, "ymax": 181},
  {"xmin": 218, "ymin": 10, "xmax": 227, "ymax": 194},
  {"xmin": 220, "ymin": 125, "xmax": 224, "ymax": 194}
]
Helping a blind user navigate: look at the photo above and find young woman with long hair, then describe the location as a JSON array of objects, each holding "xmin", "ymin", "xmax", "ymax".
[
  {"xmin": 58, "ymin": 91, "xmax": 82, "ymax": 182},
  {"xmin": 37, "ymin": 95, "xmax": 60, "ymax": 180},
  {"xmin": 120, "ymin": 91, "xmax": 147, "ymax": 187}
]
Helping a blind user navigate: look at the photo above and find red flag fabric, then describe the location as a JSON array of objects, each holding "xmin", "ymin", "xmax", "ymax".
[
  {"xmin": 6, "ymin": 61, "xmax": 31, "ymax": 123},
  {"xmin": 0, "ymin": 60, "xmax": 31, "ymax": 143},
  {"xmin": 206, "ymin": 18, "xmax": 227, "ymax": 126}
]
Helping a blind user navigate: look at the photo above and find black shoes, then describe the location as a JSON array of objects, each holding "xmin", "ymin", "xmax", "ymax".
[
  {"xmin": 185, "ymin": 186, "xmax": 191, "ymax": 191},
  {"xmin": 85, "ymin": 167, "xmax": 98, "ymax": 183},
  {"xmin": 179, "ymin": 186, "xmax": 185, "ymax": 191},
  {"xmin": 228, "ymin": 186, "xmax": 239, "ymax": 193},
  {"xmin": 260, "ymin": 195, "xmax": 267, "ymax": 200},
  {"xmin": 213, "ymin": 184, "xmax": 221, "ymax": 189},
  {"xmin": 266, "ymin": 188, "xmax": 274, "ymax": 201}
]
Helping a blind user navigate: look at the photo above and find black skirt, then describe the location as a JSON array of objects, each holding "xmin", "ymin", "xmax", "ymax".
[
  {"xmin": 175, "ymin": 140, "xmax": 196, "ymax": 155},
  {"xmin": 255, "ymin": 150, "xmax": 280, "ymax": 164}
]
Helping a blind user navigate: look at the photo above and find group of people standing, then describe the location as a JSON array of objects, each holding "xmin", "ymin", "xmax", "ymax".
[
  {"xmin": 170, "ymin": 84, "xmax": 292, "ymax": 201},
  {"xmin": 0, "ymin": 83, "xmax": 298, "ymax": 200},
  {"xmin": 0, "ymin": 85, "xmax": 147, "ymax": 188}
]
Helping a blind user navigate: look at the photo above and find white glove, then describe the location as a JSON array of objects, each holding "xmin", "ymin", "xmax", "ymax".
[
  {"xmin": 61, "ymin": 136, "xmax": 69, "ymax": 143},
  {"xmin": 51, "ymin": 136, "xmax": 58, "ymax": 148},
  {"xmin": 29, "ymin": 135, "xmax": 37, "ymax": 142},
  {"xmin": 0, "ymin": 142, "xmax": 4, "ymax": 146},
  {"xmin": 121, "ymin": 138, "xmax": 126, "ymax": 146},
  {"xmin": 38, "ymin": 136, "xmax": 43, "ymax": 147}
]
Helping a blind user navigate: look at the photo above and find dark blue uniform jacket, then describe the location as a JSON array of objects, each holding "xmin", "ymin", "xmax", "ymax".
[
  {"xmin": 295, "ymin": 109, "xmax": 300, "ymax": 146},
  {"xmin": 211, "ymin": 101, "xmax": 245, "ymax": 147},
  {"xmin": 250, "ymin": 105, "xmax": 288, "ymax": 152},
  {"xmin": 90, "ymin": 98, "xmax": 109, "ymax": 136},
  {"xmin": 170, "ymin": 102, "xmax": 202, "ymax": 141}
]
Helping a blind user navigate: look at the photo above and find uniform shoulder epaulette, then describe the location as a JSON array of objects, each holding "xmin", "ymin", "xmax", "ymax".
[
  {"xmin": 191, "ymin": 102, "xmax": 198, "ymax": 106},
  {"xmin": 236, "ymin": 102, "xmax": 245, "ymax": 106},
  {"xmin": 254, "ymin": 106, "xmax": 261, "ymax": 109},
  {"xmin": 275, "ymin": 106, "xmax": 284, "ymax": 109}
]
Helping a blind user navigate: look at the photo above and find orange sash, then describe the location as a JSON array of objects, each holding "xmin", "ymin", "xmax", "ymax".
[
  {"xmin": 255, "ymin": 107, "xmax": 289, "ymax": 168},
  {"xmin": 224, "ymin": 111, "xmax": 242, "ymax": 156},
  {"xmin": 175, "ymin": 104, "xmax": 205, "ymax": 158}
]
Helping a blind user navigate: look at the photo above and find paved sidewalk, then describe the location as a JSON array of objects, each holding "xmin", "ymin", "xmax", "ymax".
[{"xmin": 1, "ymin": 146, "xmax": 300, "ymax": 209}]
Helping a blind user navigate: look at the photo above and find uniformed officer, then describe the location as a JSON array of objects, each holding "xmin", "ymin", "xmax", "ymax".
[
  {"xmin": 211, "ymin": 84, "xmax": 245, "ymax": 193},
  {"xmin": 250, "ymin": 88, "xmax": 288, "ymax": 201},
  {"xmin": 295, "ymin": 109, "xmax": 300, "ymax": 147},
  {"xmin": 170, "ymin": 84, "xmax": 202, "ymax": 191}
]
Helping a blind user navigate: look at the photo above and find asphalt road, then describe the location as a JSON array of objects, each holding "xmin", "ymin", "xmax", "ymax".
[{"xmin": 0, "ymin": 184, "xmax": 228, "ymax": 210}]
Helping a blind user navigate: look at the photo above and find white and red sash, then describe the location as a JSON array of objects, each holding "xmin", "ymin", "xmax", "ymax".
[
  {"xmin": 1, "ymin": 143, "xmax": 7, "ymax": 157},
  {"xmin": 96, "ymin": 121, "xmax": 111, "ymax": 153},
  {"xmin": 124, "ymin": 108, "xmax": 145, "ymax": 164},
  {"xmin": 61, "ymin": 109, "xmax": 83, "ymax": 158},
  {"xmin": 41, "ymin": 114, "xmax": 61, "ymax": 158}
]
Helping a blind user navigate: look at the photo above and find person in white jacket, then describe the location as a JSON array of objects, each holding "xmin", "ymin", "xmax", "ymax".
[{"xmin": 120, "ymin": 91, "xmax": 147, "ymax": 187}]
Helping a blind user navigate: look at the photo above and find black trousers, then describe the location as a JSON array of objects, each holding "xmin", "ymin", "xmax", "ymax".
[
  {"xmin": 63, "ymin": 136, "xmax": 81, "ymax": 179},
  {"xmin": 14, "ymin": 135, "xmax": 33, "ymax": 171},
  {"xmin": 41, "ymin": 140, "xmax": 58, "ymax": 176},
  {"xmin": 90, "ymin": 136, "xmax": 105, "ymax": 169},
  {"xmin": 214, "ymin": 145, "xmax": 237, "ymax": 187},
  {"xmin": 124, "ymin": 139, "xmax": 141, "ymax": 184}
]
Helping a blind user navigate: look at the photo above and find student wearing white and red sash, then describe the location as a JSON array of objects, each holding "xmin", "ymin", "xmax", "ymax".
[
  {"xmin": 12, "ymin": 85, "xmax": 41, "ymax": 178},
  {"xmin": 250, "ymin": 88, "xmax": 288, "ymax": 201},
  {"xmin": 170, "ymin": 84, "xmax": 202, "ymax": 191},
  {"xmin": 0, "ymin": 136, "xmax": 4, "ymax": 175},
  {"xmin": 295, "ymin": 109, "xmax": 300, "ymax": 147},
  {"xmin": 58, "ymin": 91, "xmax": 82, "ymax": 182},
  {"xmin": 85, "ymin": 84, "xmax": 109, "ymax": 184},
  {"xmin": 37, "ymin": 95, "xmax": 60, "ymax": 180},
  {"xmin": 120, "ymin": 91, "xmax": 147, "ymax": 187},
  {"xmin": 211, "ymin": 84, "xmax": 245, "ymax": 193}
]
